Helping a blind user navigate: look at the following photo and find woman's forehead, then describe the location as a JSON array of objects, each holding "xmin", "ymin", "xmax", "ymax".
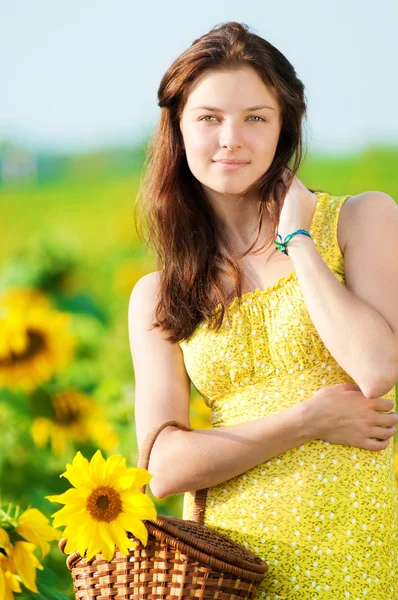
[{"xmin": 183, "ymin": 68, "xmax": 279, "ymax": 112}]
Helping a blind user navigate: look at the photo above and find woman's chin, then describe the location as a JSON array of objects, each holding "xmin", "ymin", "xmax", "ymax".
[{"xmin": 210, "ymin": 181, "xmax": 253, "ymax": 197}]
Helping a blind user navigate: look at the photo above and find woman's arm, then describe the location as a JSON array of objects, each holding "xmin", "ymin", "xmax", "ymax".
[
  {"xmin": 287, "ymin": 191, "xmax": 398, "ymax": 399},
  {"xmin": 144, "ymin": 406, "xmax": 311, "ymax": 499},
  {"xmin": 128, "ymin": 271, "xmax": 315, "ymax": 499}
]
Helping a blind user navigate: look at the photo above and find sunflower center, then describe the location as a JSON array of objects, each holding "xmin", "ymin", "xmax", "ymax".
[
  {"xmin": 96, "ymin": 495, "xmax": 110, "ymax": 509},
  {"xmin": 86, "ymin": 486, "xmax": 122, "ymax": 522},
  {"xmin": 0, "ymin": 329, "xmax": 45, "ymax": 366},
  {"xmin": 54, "ymin": 395, "xmax": 82, "ymax": 426}
]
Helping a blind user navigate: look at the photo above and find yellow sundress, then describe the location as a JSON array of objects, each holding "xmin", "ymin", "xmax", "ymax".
[{"xmin": 179, "ymin": 191, "xmax": 397, "ymax": 600}]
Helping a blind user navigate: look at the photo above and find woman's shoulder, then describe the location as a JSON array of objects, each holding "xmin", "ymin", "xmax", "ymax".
[
  {"xmin": 339, "ymin": 190, "xmax": 394, "ymax": 215},
  {"xmin": 337, "ymin": 190, "xmax": 396, "ymax": 255},
  {"xmin": 132, "ymin": 269, "xmax": 162, "ymax": 292},
  {"xmin": 128, "ymin": 270, "xmax": 163, "ymax": 318}
]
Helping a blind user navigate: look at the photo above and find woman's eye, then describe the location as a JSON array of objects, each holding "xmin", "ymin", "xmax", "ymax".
[{"xmin": 199, "ymin": 115, "xmax": 266, "ymax": 122}]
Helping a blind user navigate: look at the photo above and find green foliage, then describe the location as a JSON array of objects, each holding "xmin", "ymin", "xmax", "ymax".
[
  {"xmin": 17, "ymin": 567, "xmax": 71, "ymax": 600},
  {"xmin": 0, "ymin": 234, "xmax": 79, "ymax": 294}
]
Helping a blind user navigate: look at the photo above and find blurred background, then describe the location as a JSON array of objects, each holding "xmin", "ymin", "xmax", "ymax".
[{"xmin": 1, "ymin": 0, "xmax": 397, "ymax": 597}]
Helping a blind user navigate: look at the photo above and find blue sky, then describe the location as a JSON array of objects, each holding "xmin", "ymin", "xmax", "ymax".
[{"xmin": 1, "ymin": 0, "xmax": 397, "ymax": 154}]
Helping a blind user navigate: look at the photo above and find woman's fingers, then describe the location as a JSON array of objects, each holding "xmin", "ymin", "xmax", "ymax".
[{"xmin": 371, "ymin": 426, "xmax": 396, "ymax": 440}]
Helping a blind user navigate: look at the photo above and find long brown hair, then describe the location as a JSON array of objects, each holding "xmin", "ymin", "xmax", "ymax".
[{"xmin": 135, "ymin": 21, "xmax": 311, "ymax": 343}]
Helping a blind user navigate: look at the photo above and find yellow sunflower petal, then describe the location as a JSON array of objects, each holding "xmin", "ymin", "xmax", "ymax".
[
  {"xmin": 120, "ymin": 492, "xmax": 157, "ymax": 521},
  {"xmin": 85, "ymin": 522, "xmax": 104, "ymax": 562},
  {"xmin": 51, "ymin": 504, "xmax": 87, "ymax": 529},
  {"xmin": 51, "ymin": 503, "xmax": 86, "ymax": 527},
  {"xmin": 0, "ymin": 553, "xmax": 14, "ymax": 573},
  {"xmin": 40, "ymin": 540, "xmax": 50, "ymax": 559},
  {"xmin": 101, "ymin": 455, "xmax": 123, "ymax": 485},
  {"xmin": 48, "ymin": 503, "xmax": 87, "ymax": 529},
  {"xmin": 17, "ymin": 508, "xmax": 61, "ymax": 558},
  {"xmin": 63, "ymin": 536, "xmax": 78, "ymax": 556},
  {"xmin": 46, "ymin": 487, "xmax": 88, "ymax": 506},
  {"xmin": 0, "ymin": 527, "xmax": 11, "ymax": 549},
  {"xmin": 60, "ymin": 451, "xmax": 92, "ymax": 488},
  {"xmin": 63, "ymin": 521, "xmax": 93, "ymax": 558},
  {"xmin": 11, "ymin": 541, "xmax": 43, "ymax": 593},
  {"xmin": 6, "ymin": 569, "xmax": 22, "ymax": 593},
  {"xmin": 89, "ymin": 450, "xmax": 106, "ymax": 485},
  {"xmin": 117, "ymin": 514, "xmax": 148, "ymax": 547},
  {"xmin": 96, "ymin": 523, "xmax": 117, "ymax": 561},
  {"xmin": 63, "ymin": 534, "xmax": 86, "ymax": 558},
  {"xmin": 119, "ymin": 467, "xmax": 153, "ymax": 491},
  {"xmin": 102, "ymin": 458, "xmax": 129, "ymax": 490},
  {"xmin": 108, "ymin": 519, "xmax": 134, "ymax": 556},
  {"xmin": 0, "ymin": 568, "xmax": 14, "ymax": 600},
  {"xmin": 0, "ymin": 569, "xmax": 8, "ymax": 600},
  {"xmin": 102, "ymin": 454, "xmax": 126, "ymax": 489}
]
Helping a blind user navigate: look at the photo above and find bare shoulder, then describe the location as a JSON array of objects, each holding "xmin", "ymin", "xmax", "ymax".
[
  {"xmin": 128, "ymin": 270, "xmax": 162, "ymax": 320},
  {"xmin": 129, "ymin": 269, "xmax": 162, "ymax": 301},
  {"xmin": 338, "ymin": 191, "xmax": 397, "ymax": 254}
]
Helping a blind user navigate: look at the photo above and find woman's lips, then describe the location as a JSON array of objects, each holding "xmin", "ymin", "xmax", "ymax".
[{"xmin": 214, "ymin": 161, "xmax": 249, "ymax": 171}]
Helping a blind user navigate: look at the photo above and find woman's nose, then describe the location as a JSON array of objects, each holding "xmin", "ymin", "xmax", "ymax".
[
  {"xmin": 219, "ymin": 123, "xmax": 243, "ymax": 150},
  {"xmin": 221, "ymin": 142, "xmax": 242, "ymax": 150}
]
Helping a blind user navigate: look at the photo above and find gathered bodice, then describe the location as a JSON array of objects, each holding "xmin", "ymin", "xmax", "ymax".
[{"xmin": 179, "ymin": 191, "xmax": 383, "ymax": 427}]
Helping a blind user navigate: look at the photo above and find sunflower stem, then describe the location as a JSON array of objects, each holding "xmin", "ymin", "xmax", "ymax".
[{"xmin": 0, "ymin": 505, "xmax": 19, "ymax": 528}]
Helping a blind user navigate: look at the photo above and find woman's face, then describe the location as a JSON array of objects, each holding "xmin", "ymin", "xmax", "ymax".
[{"xmin": 179, "ymin": 66, "xmax": 282, "ymax": 202}]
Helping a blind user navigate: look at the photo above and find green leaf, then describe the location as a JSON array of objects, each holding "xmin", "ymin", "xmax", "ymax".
[{"xmin": 18, "ymin": 566, "xmax": 71, "ymax": 600}]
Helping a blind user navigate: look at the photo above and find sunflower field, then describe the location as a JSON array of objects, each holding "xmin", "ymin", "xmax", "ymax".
[{"xmin": 0, "ymin": 143, "xmax": 397, "ymax": 598}]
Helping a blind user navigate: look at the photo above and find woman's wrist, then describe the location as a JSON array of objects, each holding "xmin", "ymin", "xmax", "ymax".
[
  {"xmin": 274, "ymin": 229, "xmax": 312, "ymax": 256},
  {"xmin": 291, "ymin": 398, "xmax": 319, "ymax": 444},
  {"xmin": 284, "ymin": 232, "xmax": 314, "ymax": 254}
]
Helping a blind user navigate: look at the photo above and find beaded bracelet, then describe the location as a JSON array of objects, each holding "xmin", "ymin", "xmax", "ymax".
[{"xmin": 273, "ymin": 229, "xmax": 312, "ymax": 256}]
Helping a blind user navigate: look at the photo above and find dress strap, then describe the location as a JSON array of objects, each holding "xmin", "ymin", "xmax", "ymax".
[{"xmin": 311, "ymin": 192, "xmax": 352, "ymax": 279}]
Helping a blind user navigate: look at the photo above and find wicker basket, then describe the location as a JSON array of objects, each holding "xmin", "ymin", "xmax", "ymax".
[{"xmin": 59, "ymin": 420, "xmax": 269, "ymax": 599}]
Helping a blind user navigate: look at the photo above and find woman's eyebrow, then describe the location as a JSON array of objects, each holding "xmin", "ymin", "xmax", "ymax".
[{"xmin": 190, "ymin": 104, "xmax": 275, "ymax": 111}]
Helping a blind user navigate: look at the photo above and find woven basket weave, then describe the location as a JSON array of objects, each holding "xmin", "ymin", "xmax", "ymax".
[{"xmin": 59, "ymin": 420, "xmax": 269, "ymax": 599}]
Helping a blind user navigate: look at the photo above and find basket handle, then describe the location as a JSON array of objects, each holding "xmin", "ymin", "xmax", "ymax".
[{"xmin": 138, "ymin": 419, "xmax": 207, "ymax": 525}]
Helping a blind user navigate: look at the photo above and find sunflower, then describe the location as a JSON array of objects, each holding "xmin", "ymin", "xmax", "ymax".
[
  {"xmin": 31, "ymin": 389, "xmax": 119, "ymax": 455},
  {"xmin": 46, "ymin": 450, "xmax": 157, "ymax": 561},
  {"xmin": 0, "ymin": 301, "xmax": 75, "ymax": 392},
  {"xmin": 0, "ymin": 526, "xmax": 43, "ymax": 595}
]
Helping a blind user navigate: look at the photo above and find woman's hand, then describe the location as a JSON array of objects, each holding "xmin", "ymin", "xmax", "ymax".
[
  {"xmin": 303, "ymin": 383, "xmax": 398, "ymax": 452},
  {"xmin": 277, "ymin": 170, "xmax": 318, "ymax": 241}
]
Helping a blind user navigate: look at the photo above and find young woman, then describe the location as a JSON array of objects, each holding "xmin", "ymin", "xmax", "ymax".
[{"xmin": 129, "ymin": 21, "xmax": 398, "ymax": 600}]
